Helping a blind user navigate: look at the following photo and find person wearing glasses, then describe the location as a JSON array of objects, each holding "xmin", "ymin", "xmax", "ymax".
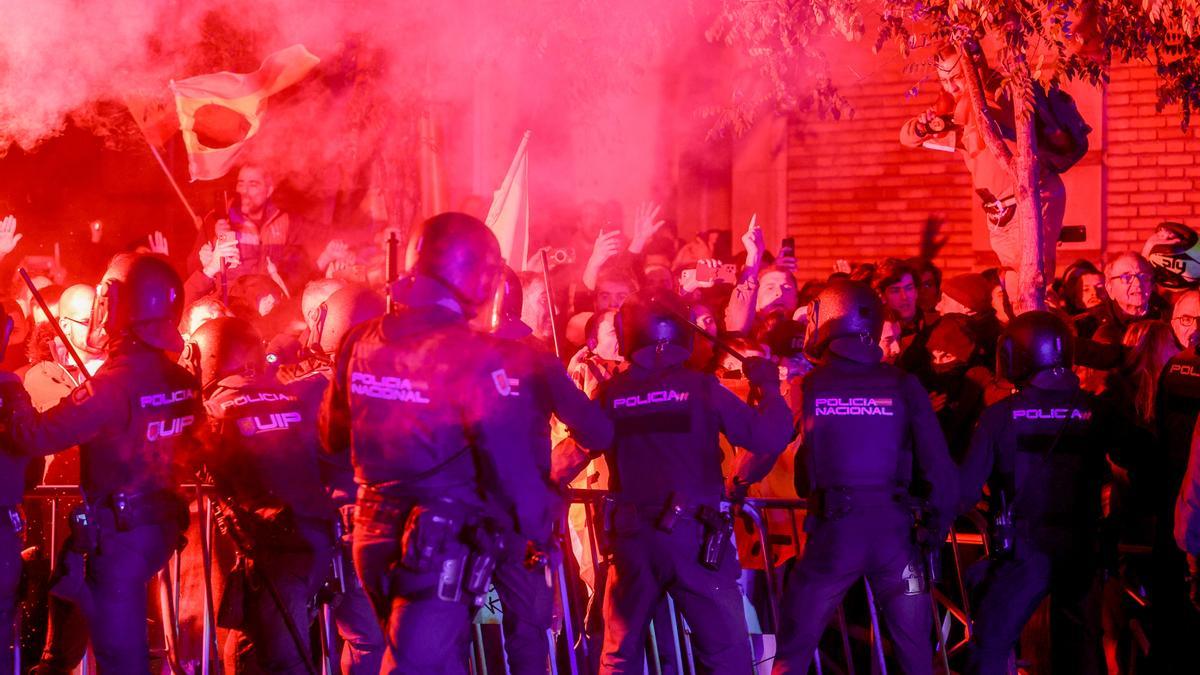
[
  {"xmin": 1170, "ymin": 291, "xmax": 1200, "ymax": 350},
  {"xmin": 1075, "ymin": 253, "xmax": 1161, "ymax": 345}
]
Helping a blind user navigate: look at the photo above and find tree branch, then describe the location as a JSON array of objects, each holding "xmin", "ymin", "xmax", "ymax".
[{"xmin": 956, "ymin": 41, "xmax": 1016, "ymax": 173}]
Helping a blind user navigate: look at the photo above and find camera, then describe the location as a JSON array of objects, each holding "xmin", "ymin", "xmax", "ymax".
[{"xmin": 546, "ymin": 247, "xmax": 576, "ymax": 268}]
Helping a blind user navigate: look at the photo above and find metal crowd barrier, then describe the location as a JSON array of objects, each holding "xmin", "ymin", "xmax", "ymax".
[{"xmin": 15, "ymin": 484, "xmax": 1159, "ymax": 675}]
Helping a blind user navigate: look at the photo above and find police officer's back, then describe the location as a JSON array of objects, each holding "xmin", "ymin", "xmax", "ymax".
[
  {"xmin": 321, "ymin": 213, "xmax": 544, "ymax": 674},
  {"xmin": 3, "ymin": 254, "xmax": 202, "ymax": 674},
  {"xmin": 588, "ymin": 289, "xmax": 791, "ymax": 675},
  {"xmin": 773, "ymin": 280, "xmax": 957, "ymax": 675},
  {"xmin": 959, "ymin": 311, "xmax": 1141, "ymax": 675},
  {"xmin": 484, "ymin": 267, "xmax": 614, "ymax": 675}
]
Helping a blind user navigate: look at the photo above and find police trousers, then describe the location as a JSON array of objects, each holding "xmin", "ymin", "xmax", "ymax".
[
  {"xmin": 331, "ymin": 550, "xmax": 386, "ymax": 675},
  {"xmin": 225, "ymin": 518, "xmax": 333, "ymax": 674},
  {"xmin": 600, "ymin": 519, "xmax": 751, "ymax": 675},
  {"xmin": 964, "ymin": 541, "xmax": 1103, "ymax": 675},
  {"xmin": 353, "ymin": 508, "xmax": 472, "ymax": 675},
  {"xmin": 773, "ymin": 507, "xmax": 930, "ymax": 675},
  {"xmin": 85, "ymin": 511, "xmax": 180, "ymax": 674},
  {"xmin": 493, "ymin": 545, "xmax": 555, "ymax": 675},
  {"xmin": 0, "ymin": 522, "xmax": 22, "ymax": 675}
]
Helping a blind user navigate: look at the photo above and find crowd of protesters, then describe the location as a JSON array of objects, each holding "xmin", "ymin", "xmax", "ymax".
[{"xmin": 1, "ymin": 159, "xmax": 1200, "ymax": 675}]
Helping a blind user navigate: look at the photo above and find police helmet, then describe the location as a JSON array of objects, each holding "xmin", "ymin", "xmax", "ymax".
[
  {"xmin": 615, "ymin": 289, "xmax": 694, "ymax": 361},
  {"xmin": 314, "ymin": 286, "xmax": 386, "ymax": 356},
  {"xmin": 1143, "ymin": 221, "xmax": 1200, "ymax": 290},
  {"xmin": 405, "ymin": 212, "xmax": 503, "ymax": 312},
  {"xmin": 997, "ymin": 310, "xmax": 1074, "ymax": 384},
  {"xmin": 804, "ymin": 280, "xmax": 883, "ymax": 359},
  {"xmin": 189, "ymin": 316, "xmax": 265, "ymax": 392},
  {"xmin": 87, "ymin": 253, "xmax": 184, "ymax": 353}
]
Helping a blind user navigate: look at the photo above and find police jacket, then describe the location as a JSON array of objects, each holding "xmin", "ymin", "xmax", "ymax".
[
  {"xmin": 1157, "ymin": 347, "xmax": 1200, "ymax": 507},
  {"xmin": 495, "ymin": 322, "xmax": 613, "ymax": 540},
  {"xmin": 798, "ymin": 337, "xmax": 958, "ymax": 520},
  {"xmin": 5, "ymin": 341, "xmax": 203, "ymax": 503},
  {"xmin": 0, "ymin": 379, "xmax": 29, "ymax": 508},
  {"xmin": 320, "ymin": 298, "xmax": 545, "ymax": 537},
  {"xmin": 592, "ymin": 348, "xmax": 792, "ymax": 509},
  {"xmin": 277, "ymin": 361, "xmax": 356, "ymax": 507},
  {"xmin": 204, "ymin": 372, "xmax": 336, "ymax": 521},
  {"xmin": 1176, "ymin": 420, "xmax": 1200, "ymax": 555},
  {"xmin": 961, "ymin": 369, "xmax": 1142, "ymax": 552}
]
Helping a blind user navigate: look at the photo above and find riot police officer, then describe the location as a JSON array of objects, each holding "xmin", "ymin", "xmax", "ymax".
[
  {"xmin": 2, "ymin": 253, "xmax": 202, "ymax": 673},
  {"xmin": 773, "ymin": 280, "xmax": 958, "ymax": 675},
  {"xmin": 581, "ymin": 289, "xmax": 791, "ymax": 674},
  {"xmin": 958, "ymin": 311, "xmax": 1142, "ymax": 675},
  {"xmin": 1150, "ymin": 337, "xmax": 1200, "ymax": 672},
  {"xmin": 277, "ymin": 285, "xmax": 387, "ymax": 675},
  {"xmin": 485, "ymin": 266, "xmax": 614, "ymax": 674},
  {"xmin": 0, "ymin": 309, "xmax": 29, "ymax": 675},
  {"xmin": 320, "ymin": 212, "xmax": 545, "ymax": 673},
  {"xmin": 190, "ymin": 316, "xmax": 339, "ymax": 673}
]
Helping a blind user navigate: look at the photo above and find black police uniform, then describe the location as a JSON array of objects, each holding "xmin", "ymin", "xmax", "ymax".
[
  {"xmin": 204, "ymin": 371, "xmax": 339, "ymax": 673},
  {"xmin": 773, "ymin": 336, "xmax": 957, "ymax": 674},
  {"xmin": 492, "ymin": 324, "xmax": 613, "ymax": 674},
  {"xmin": 1148, "ymin": 346, "xmax": 1200, "ymax": 672},
  {"xmin": 589, "ymin": 344, "xmax": 791, "ymax": 674},
  {"xmin": 278, "ymin": 363, "xmax": 385, "ymax": 675},
  {"xmin": 0, "ymin": 379, "xmax": 29, "ymax": 675},
  {"xmin": 958, "ymin": 366, "xmax": 1145, "ymax": 675},
  {"xmin": 321, "ymin": 301, "xmax": 545, "ymax": 674},
  {"xmin": 5, "ymin": 342, "xmax": 201, "ymax": 673}
]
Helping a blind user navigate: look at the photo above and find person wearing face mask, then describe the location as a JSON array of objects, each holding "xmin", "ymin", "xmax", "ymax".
[{"xmin": 919, "ymin": 314, "xmax": 988, "ymax": 462}]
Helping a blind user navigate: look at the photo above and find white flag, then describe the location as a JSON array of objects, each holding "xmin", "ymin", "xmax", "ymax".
[{"xmin": 485, "ymin": 131, "xmax": 531, "ymax": 271}]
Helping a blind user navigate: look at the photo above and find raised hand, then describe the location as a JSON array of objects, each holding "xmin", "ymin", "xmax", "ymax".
[
  {"xmin": 317, "ymin": 239, "xmax": 352, "ymax": 270},
  {"xmin": 148, "ymin": 231, "xmax": 169, "ymax": 256},
  {"xmin": 583, "ymin": 230, "xmax": 625, "ymax": 289},
  {"xmin": 628, "ymin": 201, "xmax": 666, "ymax": 254},
  {"xmin": 0, "ymin": 215, "xmax": 23, "ymax": 257},
  {"xmin": 741, "ymin": 216, "xmax": 764, "ymax": 270}
]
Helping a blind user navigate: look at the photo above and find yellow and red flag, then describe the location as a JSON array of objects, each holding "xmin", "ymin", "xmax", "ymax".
[{"xmin": 170, "ymin": 44, "xmax": 320, "ymax": 181}]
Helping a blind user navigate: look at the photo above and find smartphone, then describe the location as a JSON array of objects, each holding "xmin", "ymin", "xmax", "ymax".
[
  {"xmin": 217, "ymin": 231, "xmax": 236, "ymax": 245},
  {"xmin": 695, "ymin": 265, "xmax": 716, "ymax": 283},
  {"xmin": 780, "ymin": 237, "xmax": 795, "ymax": 259},
  {"xmin": 1058, "ymin": 225, "xmax": 1087, "ymax": 244},
  {"xmin": 715, "ymin": 264, "xmax": 737, "ymax": 285}
]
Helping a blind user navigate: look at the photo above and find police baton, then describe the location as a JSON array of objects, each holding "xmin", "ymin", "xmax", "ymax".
[
  {"xmin": 648, "ymin": 294, "xmax": 746, "ymax": 364},
  {"xmin": 539, "ymin": 249, "xmax": 564, "ymax": 359},
  {"xmin": 385, "ymin": 230, "xmax": 401, "ymax": 316},
  {"xmin": 18, "ymin": 268, "xmax": 94, "ymax": 381}
]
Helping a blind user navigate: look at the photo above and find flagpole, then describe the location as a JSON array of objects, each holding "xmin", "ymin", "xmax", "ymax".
[
  {"xmin": 145, "ymin": 140, "xmax": 203, "ymax": 231},
  {"xmin": 126, "ymin": 104, "xmax": 203, "ymax": 231}
]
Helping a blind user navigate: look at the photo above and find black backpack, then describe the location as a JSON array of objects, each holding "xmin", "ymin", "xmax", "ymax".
[{"xmin": 1035, "ymin": 83, "xmax": 1092, "ymax": 174}]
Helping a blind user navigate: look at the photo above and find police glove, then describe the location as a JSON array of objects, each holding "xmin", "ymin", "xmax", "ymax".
[{"xmin": 743, "ymin": 356, "xmax": 781, "ymax": 391}]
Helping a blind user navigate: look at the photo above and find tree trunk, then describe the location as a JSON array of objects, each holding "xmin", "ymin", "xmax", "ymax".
[{"xmin": 1012, "ymin": 76, "xmax": 1047, "ymax": 312}]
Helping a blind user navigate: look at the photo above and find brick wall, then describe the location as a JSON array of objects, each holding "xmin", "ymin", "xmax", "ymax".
[
  {"xmin": 1105, "ymin": 63, "xmax": 1200, "ymax": 254},
  {"xmin": 785, "ymin": 55, "xmax": 1200, "ymax": 282}
]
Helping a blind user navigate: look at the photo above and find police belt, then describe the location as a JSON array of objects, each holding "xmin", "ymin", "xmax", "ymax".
[
  {"xmin": 810, "ymin": 485, "xmax": 912, "ymax": 518},
  {"xmin": 99, "ymin": 490, "xmax": 186, "ymax": 531},
  {"xmin": 357, "ymin": 485, "xmax": 478, "ymax": 533},
  {"xmin": 2, "ymin": 506, "xmax": 22, "ymax": 534}
]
